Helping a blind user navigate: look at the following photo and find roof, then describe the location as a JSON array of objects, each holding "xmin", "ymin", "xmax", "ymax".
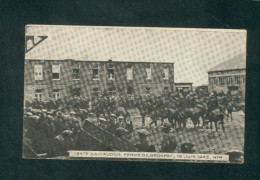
[
  {"xmin": 25, "ymin": 25, "xmax": 178, "ymax": 63},
  {"xmin": 208, "ymin": 53, "xmax": 246, "ymax": 72}
]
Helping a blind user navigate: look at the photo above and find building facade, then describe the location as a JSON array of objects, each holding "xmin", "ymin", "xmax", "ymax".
[
  {"xmin": 208, "ymin": 53, "xmax": 246, "ymax": 96},
  {"xmin": 24, "ymin": 59, "xmax": 174, "ymax": 102},
  {"xmin": 174, "ymin": 83, "xmax": 193, "ymax": 92}
]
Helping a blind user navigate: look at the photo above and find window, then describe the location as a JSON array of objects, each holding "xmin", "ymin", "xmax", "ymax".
[
  {"xmin": 34, "ymin": 65, "xmax": 43, "ymax": 80},
  {"xmin": 215, "ymin": 78, "xmax": 218, "ymax": 86},
  {"xmin": 234, "ymin": 76, "xmax": 241, "ymax": 85},
  {"xmin": 145, "ymin": 67, "xmax": 152, "ymax": 79},
  {"xmin": 127, "ymin": 87, "xmax": 133, "ymax": 94},
  {"xmin": 72, "ymin": 64, "xmax": 80, "ymax": 80},
  {"xmin": 35, "ymin": 89, "xmax": 43, "ymax": 101},
  {"xmin": 127, "ymin": 66, "xmax": 133, "ymax": 80},
  {"xmin": 163, "ymin": 67, "xmax": 169, "ymax": 79},
  {"xmin": 229, "ymin": 76, "xmax": 233, "ymax": 85},
  {"xmin": 53, "ymin": 89, "xmax": 60, "ymax": 100},
  {"xmin": 52, "ymin": 64, "xmax": 60, "ymax": 80},
  {"xmin": 146, "ymin": 87, "xmax": 151, "ymax": 94},
  {"xmin": 224, "ymin": 77, "xmax": 228, "ymax": 85},
  {"xmin": 219, "ymin": 77, "xmax": 224, "ymax": 85},
  {"xmin": 211, "ymin": 77, "xmax": 215, "ymax": 86},
  {"xmin": 93, "ymin": 67, "xmax": 99, "ymax": 80},
  {"xmin": 108, "ymin": 66, "xmax": 114, "ymax": 80}
]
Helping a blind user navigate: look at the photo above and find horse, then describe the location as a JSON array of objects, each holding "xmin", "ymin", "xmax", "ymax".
[
  {"xmin": 204, "ymin": 108, "xmax": 226, "ymax": 132},
  {"xmin": 186, "ymin": 107, "xmax": 202, "ymax": 128},
  {"xmin": 226, "ymin": 101, "xmax": 234, "ymax": 121},
  {"xmin": 167, "ymin": 108, "xmax": 187, "ymax": 129}
]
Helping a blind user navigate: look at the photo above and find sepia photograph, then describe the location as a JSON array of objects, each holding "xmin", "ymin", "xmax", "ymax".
[{"xmin": 23, "ymin": 25, "xmax": 246, "ymax": 163}]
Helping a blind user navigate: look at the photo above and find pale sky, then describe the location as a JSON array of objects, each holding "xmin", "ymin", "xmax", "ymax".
[{"xmin": 25, "ymin": 25, "xmax": 247, "ymax": 86}]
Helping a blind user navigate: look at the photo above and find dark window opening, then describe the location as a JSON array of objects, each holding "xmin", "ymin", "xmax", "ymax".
[
  {"xmin": 52, "ymin": 73, "xmax": 59, "ymax": 79},
  {"xmin": 108, "ymin": 68, "xmax": 114, "ymax": 80},
  {"xmin": 35, "ymin": 89, "xmax": 43, "ymax": 101},
  {"xmin": 93, "ymin": 68, "xmax": 99, "ymax": 79},
  {"xmin": 73, "ymin": 69, "xmax": 80, "ymax": 79},
  {"xmin": 127, "ymin": 87, "xmax": 133, "ymax": 94}
]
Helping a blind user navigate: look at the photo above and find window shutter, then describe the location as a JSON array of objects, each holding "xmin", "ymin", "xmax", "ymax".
[
  {"xmin": 164, "ymin": 68, "xmax": 169, "ymax": 79},
  {"xmin": 127, "ymin": 68, "xmax": 133, "ymax": 79},
  {"xmin": 52, "ymin": 65, "xmax": 60, "ymax": 73}
]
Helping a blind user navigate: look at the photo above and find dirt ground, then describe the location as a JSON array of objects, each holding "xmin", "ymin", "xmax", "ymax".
[{"xmin": 129, "ymin": 108, "xmax": 245, "ymax": 154}]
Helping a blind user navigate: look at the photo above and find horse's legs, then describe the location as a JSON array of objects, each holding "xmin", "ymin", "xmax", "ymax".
[
  {"xmin": 154, "ymin": 118, "xmax": 158, "ymax": 126},
  {"xmin": 227, "ymin": 111, "xmax": 230, "ymax": 122},
  {"xmin": 161, "ymin": 118, "xmax": 165, "ymax": 125},
  {"xmin": 221, "ymin": 120, "xmax": 225, "ymax": 132},
  {"xmin": 215, "ymin": 121, "xmax": 218, "ymax": 132},
  {"xmin": 183, "ymin": 119, "xmax": 186, "ymax": 128},
  {"xmin": 191, "ymin": 118, "xmax": 196, "ymax": 128},
  {"xmin": 168, "ymin": 117, "xmax": 174, "ymax": 128},
  {"xmin": 201, "ymin": 116, "xmax": 204, "ymax": 127},
  {"xmin": 142, "ymin": 116, "xmax": 145, "ymax": 126},
  {"xmin": 175, "ymin": 120, "xmax": 179, "ymax": 129}
]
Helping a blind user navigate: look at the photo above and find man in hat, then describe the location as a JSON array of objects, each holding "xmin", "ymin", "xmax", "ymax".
[
  {"xmin": 53, "ymin": 130, "xmax": 74, "ymax": 157},
  {"xmin": 54, "ymin": 112, "xmax": 64, "ymax": 135},
  {"xmin": 135, "ymin": 129, "xmax": 156, "ymax": 152},
  {"xmin": 161, "ymin": 122, "xmax": 177, "ymax": 153},
  {"xmin": 106, "ymin": 114, "xmax": 117, "ymax": 134},
  {"xmin": 125, "ymin": 119, "xmax": 133, "ymax": 134},
  {"xmin": 99, "ymin": 118, "xmax": 108, "ymax": 129},
  {"xmin": 115, "ymin": 127, "xmax": 129, "ymax": 139},
  {"xmin": 116, "ymin": 116, "xmax": 125, "ymax": 128},
  {"xmin": 225, "ymin": 147, "xmax": 244, "ymax": 163}
]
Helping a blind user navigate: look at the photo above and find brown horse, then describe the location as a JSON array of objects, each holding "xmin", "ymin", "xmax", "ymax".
[
  {"xmin": 204, "ymin": 108, "xmax": 225, "ymax": 132},
  {"xmin": 167, "ymin": 108, "xmax": 186, "ymax": 129}
]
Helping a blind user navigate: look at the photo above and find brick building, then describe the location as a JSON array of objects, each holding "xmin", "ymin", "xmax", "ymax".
[
  {"xmin": 24, "ymin": 25, "xmax": 177, "ymax": 102},
  {"xmin": 24, "ymin": 59, "xmax": 174, "ymax": 101},
  {"xmin": 208, "ymin": 53, "xmax": 246, "ymax": 96}
]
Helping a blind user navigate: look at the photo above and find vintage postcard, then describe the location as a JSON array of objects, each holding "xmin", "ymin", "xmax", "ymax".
[{"xmin": 23, "ymin": 25, "xmax": 246, "ymax": 163}]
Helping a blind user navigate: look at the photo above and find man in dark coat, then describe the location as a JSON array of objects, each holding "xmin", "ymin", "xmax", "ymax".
[
  {"xmin": 181, "ymin": 142, "xmax": 196, "ymax": 153},
  {"xmin": 135, "ymin": 129, "xmax": 156, "ymax": 152},
  {"xmin": 161, "ymin": 123, "xmax": 177, "ymax": 153}
]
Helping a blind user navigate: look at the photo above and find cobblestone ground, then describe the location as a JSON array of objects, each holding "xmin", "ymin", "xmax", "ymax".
[{"xmin": 129, "ymin": 108, "xmax": 245, "ymax": 154}]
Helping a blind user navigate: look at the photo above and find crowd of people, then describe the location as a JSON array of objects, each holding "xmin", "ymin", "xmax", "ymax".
[{"xmin": 23, "ymin": 88, "xmax": 245, "ymax": 160}]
